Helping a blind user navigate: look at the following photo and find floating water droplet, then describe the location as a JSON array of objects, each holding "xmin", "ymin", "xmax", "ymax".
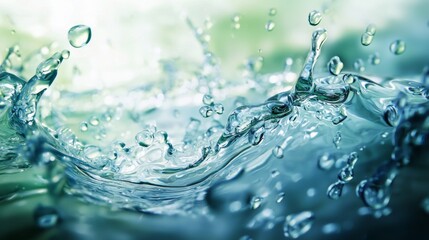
[
  {"xmin": 199, "ymin": 105, "xmax": 213, "ymax": 118},
  {"xmin": 277, "ymin": 192, "xmax": 285, "ymax": 203},
  {"xmin": 354, "ymin": 59, "xmax": 365, "ymax": 72},
  {"xmin": 68, "ymin": 25, "xmax": 92, "ymax": 48},
  {"xmin": 327, "ymin": 56, "xmax": 343, "ymax": 76},
  {"xmin": 308, "ymin": 10, "xmax": 322, "ymax": 26},
  {"xmin": 213, "ymin": 103, "xmax": 224, "ymax": 114},
  {"xmin": 272, "ymin": 145, "xmax": 284, "ymax": 158},
  {"xmin": 11, "ymin": 29, "xmax": 16, "ymax": 35},
  {"xmin": 347, "ymin": 152, "xmax": 358, "ymax": 166},
  {"xmin": 361, "ymin": 32, "xmax": 374, "ymax": 46},
  {"xmin": 366, "ymin": 24, "xmax": 377, "ymax": 35},
  {"xmin": 135, "ymin": 130, "xmax": 154, "ymax": 147},
  {"xmin": 283, "ymin": 211, "xmax": 315, "ymax": 238},
  {"xmin": 327, "ymin": 181, "xmax": 344, "ymax": 200},
  {"xmin": 61, "ymin": 50, "xmax": 70, "ymax": 59},
  {"xmin": 250, "ymin": 196, "xmax": 262, "ymax": 209},
  {"xmin": 202, "ymin": 94, "xmax": 214, "ymax": 105},
  {"xmin": 265, "ymin": 20, "xmax": 275, "ymax": 32},
  {"xmin": 338, "ymin": 166, "xmax": 354, "ymax": 182},
  {"xmin": 269, "ymin": 8, "xmax": 277, "ymax": 16},
  {"xmin": 80, "ymin": 122, "xmax": 88, "ymax": 132},
  {"xmin": 34, "ymin": 206, "xmax": 59, "ymax": 228},
  {"xmin": 318, "ymin": 153, "xmax": 335, "ymax": 170},
  {"xmin": 390, "ymin": 40, "xmax": 406, "ymax": 55},
  {"xmin": 89, "ymin": 116, "xmax": 100, "ymax": 126},
  {"xmin": 368, "ymin": 52, "xmax": 381, "ymax": 65},
  {"xmin": 333, "ymin": 131, "xmax": 342, "ymax": 149}
]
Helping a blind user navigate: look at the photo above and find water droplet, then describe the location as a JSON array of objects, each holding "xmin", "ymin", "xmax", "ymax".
[
  {"xmin": 34, "ymin": 206, "xmax": 59, "ymax": 228},
  {"xmin": 269, "ymin": 8, "xmax": 277, "ymax": 16},
  {"xmin": 213, "ymin": 103, "xmax": 224, "ymax": 114},
  {"xmin": 199, "ymin": 105, "xmax": 213, "ymax": 118},
  {"xmin": 318, "ymin": 153, "xmax": 335, "ymax": 170},
  {"xmin": 327, "ymin": 181, "xmax": 344, "ymax": 200},
  {"xmin": 80, "ymin": 122, "xmax": 88, "ymax": 132},
  {"xmin": 135, "ymin": 130, "xmax": 154, "ymax": 147},
  {"xmin": 338, "ymin": 166, "xmax": 354, "ymax": 182},
  {"xmin": 368, "ymin": 52, "xmax": 381, "ymax": 65},
  {"xmin": 272, "ymin": 145, "xmax": 284, "ymax": 158},
  {"xmin": 89, "ymin": 116, "xmax": 100, "ymax": 126},
  {"xmin": 202, "ymin": 94, "xmax": 214, "ymax": 105},
  {"xmin": 354, "ymin": 59, "xmax": 365, "ymax": 72},
  {"xmin": 327, "ymin": 56, "xmax": 343, "ymax": 75},
  {"xmin": 283, "ymin": 211, "xmax": 315, "ymax": 238},
  {"xmin": 11, "ymin": 29, "xmax": 16, "ymax": 35},
  {"xmin": 277, "ymin": 192, "xmax": 285, "ymax": 203},
  {"xmin": 333, "ymin": 131, "xmax": 342, "ymax": 149},
  {"xmin": 361, "ymin": 32, "xmax": 374, "ymax": 46},
  {"xmin": 250, "ymin": 196, "xmax": 263, "ymax": 209},
  {"xmin": 390, "ymin": 40, "xmax": 406, "ymax": 55},
  {"xmin": 366, "ymin": 24, "xmax": 377, "ymax": 35},
  {"xmin": 308, "ymin": 10, "xmax": 322, "ymax": 26},
  {"xmin": 346, "ymin": 153, "xmax": 357, "ymax": 166},
  {"xmin": 265, "ymin": 20, "xmax": 275, "ymax": 32},
  {"xmin": 68, "ymin": 25, "xmax": 92, "ymax": 48},
  {"xmin": 61, "ymin": 50, "xmax": 70, "ymax": 59}
]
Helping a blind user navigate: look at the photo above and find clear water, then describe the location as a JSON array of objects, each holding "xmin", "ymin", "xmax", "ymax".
[{"xmin": 1, "ymin": 2, "xmax": 429, "ymax": 240}]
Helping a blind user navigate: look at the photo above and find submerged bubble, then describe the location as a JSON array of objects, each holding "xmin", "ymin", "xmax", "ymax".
[
  {"xmin": 272, "ymin": 145, "xmax": 284, "ymax": 159},
  {"xmin": 322, "ymin": 223, "xmax": 340, "ymax": 234},
  {"xmin": 327, "ymin": 181, "xmax": 344, "ymax": 200},
  {"xmin": 327, "ymin": 56, "xmax": 343, "ymax": 76},
  {"xmin": 283, "ymin": 211, "xmax": 315, "ymax": 238},
  {"xmin": 232, "ymin": 14, "xmax": 241, "ymax": 29},
  {"xmin": 390, "ymin": 40, "xmax": 406, "ymax": 55},
  {"xmin": 308, "ymin": 10, "xmax": 322, "ymax": 26},
  {"xmin": 250, "ymin": 196, "xmax": 262, "ymax": 209},
  {"xmin": 68, "ymin": 25, "xmax": 92, "ymax": 48},
  {"xmin": 333, "ymin": 131, "xmax": 342, "ymax": 149},
  {"xmin": 34, "ymin": 206, "xmax": 59, "ymax": 228},
  {"xmin": 265, "ymin": 20, "xmax": 276, "ymax": 32}
]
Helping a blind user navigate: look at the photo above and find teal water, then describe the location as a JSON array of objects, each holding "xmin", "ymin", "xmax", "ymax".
[{"xmin": 1, "ymin": 6, "xmax": 429, "ymax": 240}]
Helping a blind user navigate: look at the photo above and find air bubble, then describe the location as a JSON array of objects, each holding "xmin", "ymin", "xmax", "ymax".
[
  {"xmin": 199, "ymin": 105, "xmax": 213, "ymax": 118},
  {"xmin": 327, "ymin": 181, "xmax": 344, "ymax": 200}
]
